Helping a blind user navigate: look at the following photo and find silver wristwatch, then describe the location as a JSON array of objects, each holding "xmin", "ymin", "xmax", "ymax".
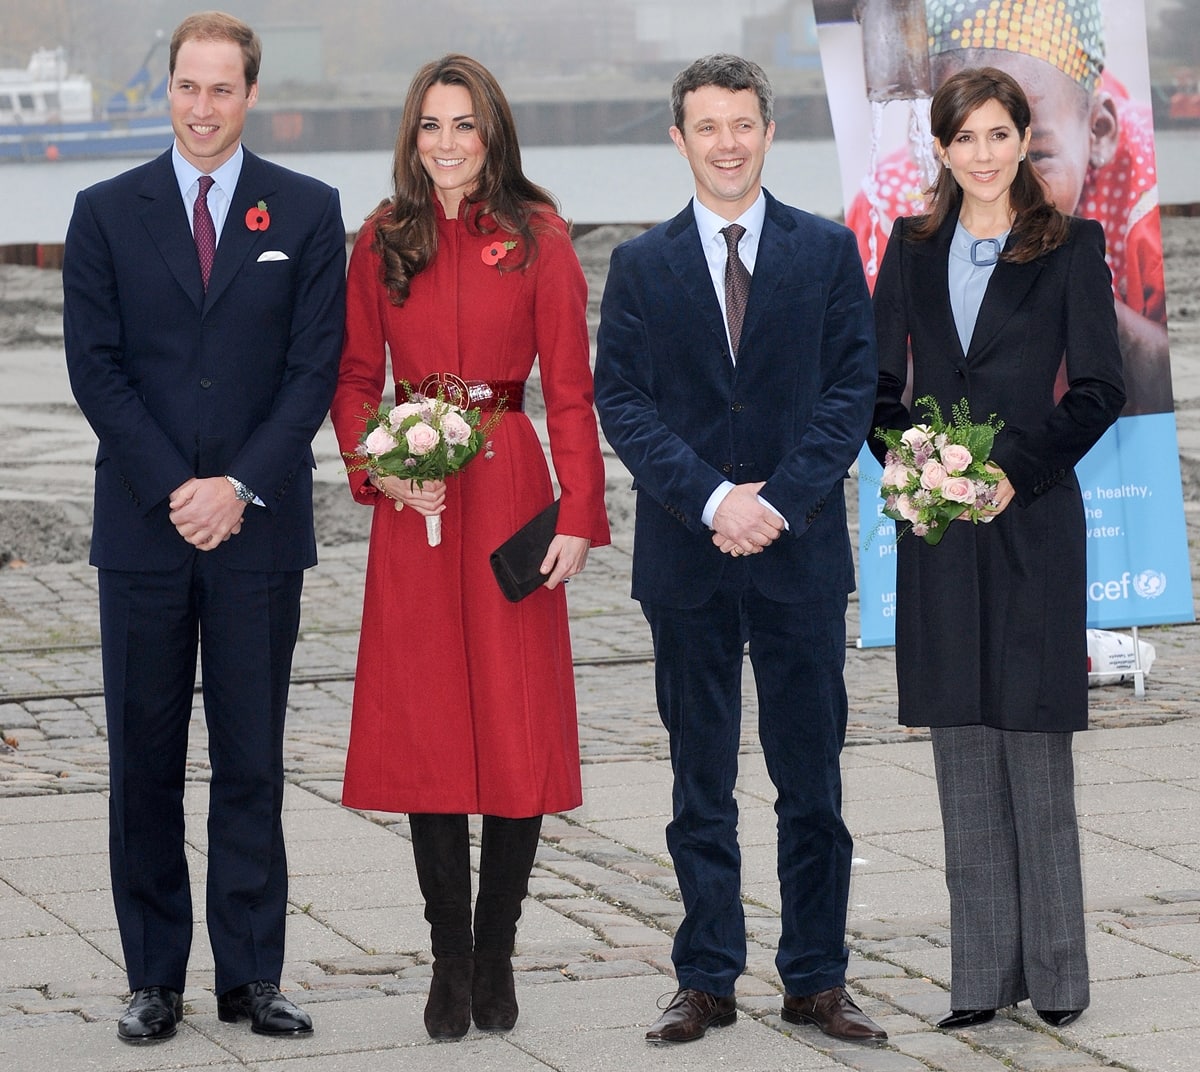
[{"xmin": 224, "ymin": 475, "xmax": 256, "ymax": 503}]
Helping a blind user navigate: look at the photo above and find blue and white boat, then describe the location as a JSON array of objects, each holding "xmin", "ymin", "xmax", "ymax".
[{"xmin": 0, "ymin": 44, "xmax": 172, "ymax": 163}]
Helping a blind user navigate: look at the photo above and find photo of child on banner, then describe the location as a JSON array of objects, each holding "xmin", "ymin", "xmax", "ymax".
[{"xmin": 814, "ymin": 0, "xmax": 1194, "ymax": 646}]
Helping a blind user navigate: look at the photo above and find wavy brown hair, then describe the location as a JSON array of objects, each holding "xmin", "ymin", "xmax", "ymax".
[
  {"xmin": 372, "ymin": 54, "xmax": 557, "ymax": 306},
  {"xmin": 910, "ymin": 66, "xmax": 1069, "ymax": 262}
]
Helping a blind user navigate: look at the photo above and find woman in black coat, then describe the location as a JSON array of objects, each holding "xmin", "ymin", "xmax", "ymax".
[{"xmin": 870, "ymin": 68, "xmax": 1125, "ymax": 1030}]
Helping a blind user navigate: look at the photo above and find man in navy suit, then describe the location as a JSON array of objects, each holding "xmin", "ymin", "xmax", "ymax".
[
  {"xmin": 63, "ymin": 11, "xmax": 345, "ymax": 1044},
  {"xmin": 594, "ymin": 54, "xmax": 884, "ymax": 1045}
]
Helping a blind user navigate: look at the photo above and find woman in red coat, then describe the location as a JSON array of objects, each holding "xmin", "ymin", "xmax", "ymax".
[{"xmin": 330, "ymin": 54, "xmax": 610, "ymax": 1041}]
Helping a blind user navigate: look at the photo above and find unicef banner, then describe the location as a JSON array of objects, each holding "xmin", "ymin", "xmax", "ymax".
[{"xmin": 816, "ymin": 0, "xmax": 1195, "ymax": 645}]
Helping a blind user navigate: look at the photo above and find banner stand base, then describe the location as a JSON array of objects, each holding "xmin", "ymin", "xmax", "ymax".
[{"xmin": 1087, "ymin": 624, "xmax": 1147, "ymax": 698}]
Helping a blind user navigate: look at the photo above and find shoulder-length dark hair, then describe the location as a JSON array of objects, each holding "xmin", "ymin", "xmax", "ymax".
[
  {"xmin": 372, "ymin": 54, "xmax": 557, "ymax": 305},
  {"xmin": 909, "ymin": 66, "xmax": 1069, "ymax": 262}
]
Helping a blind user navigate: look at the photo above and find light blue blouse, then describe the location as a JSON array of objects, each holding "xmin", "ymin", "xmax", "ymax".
[{"xmin": 948, "ymin": 221, "xmax": 1009, "ymax": 354}]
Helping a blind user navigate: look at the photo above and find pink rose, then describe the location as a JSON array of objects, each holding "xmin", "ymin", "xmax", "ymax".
[
  {"xmin": 941, "ymin": 476, "xmax": 975, "ymax": 504},
  {"xmin": 940, "ymin": 443, "xmax": 973, "ymax": 474},
  {"xmin": 441, "ymin": 411, "xmax": 472, "ymax": 445},
  {"xmin": 895, "ymin": 494, "xmax": 920, "ymax": 522},
  {"xmin": 363, "ymin": 426, "xmax": 398, "ymax": 456},
  {"xmin": 900, "ymin": 426, "xmax": 931, "ymax": 453},
  {"xmin": 405, "ymin": 422, "xmax": 440, "ymax": 455},
  {"xmin": 920, "ymin": 460, "xmax": 947, "ymax": 490},
  {"xmin": 387, "ymin": 402, "xmax": 427, "ymax": 430},
  {"xmin": 881, "ymin": 461, "xmax": 914, "ymax": 491}
]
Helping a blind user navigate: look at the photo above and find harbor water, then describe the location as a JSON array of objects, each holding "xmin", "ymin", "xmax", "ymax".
[{"xmin": 0, "ymin": 129, "xmax": 1194, "ymax": 247}]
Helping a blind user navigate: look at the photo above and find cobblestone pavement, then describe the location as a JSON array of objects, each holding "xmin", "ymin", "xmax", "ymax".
[{"xmin": 3, "ymin": 527, "xmax": 1200, "ymax": 1072}]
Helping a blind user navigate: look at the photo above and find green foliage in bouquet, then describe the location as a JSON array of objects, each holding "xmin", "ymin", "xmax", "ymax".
[{"xmin": 874, "ymin": 396, "xmax": 1005, "ymax": 546}]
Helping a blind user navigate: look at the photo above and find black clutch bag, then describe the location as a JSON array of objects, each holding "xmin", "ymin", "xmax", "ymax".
[{"xmin": 490, "ymin": 500, "xmax": 561, "ymax": 602}]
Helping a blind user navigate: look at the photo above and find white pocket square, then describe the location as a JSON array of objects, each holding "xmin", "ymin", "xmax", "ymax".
[{"xmin": 257, "ymin": 250, "xmax": 289, "ymax": 262}]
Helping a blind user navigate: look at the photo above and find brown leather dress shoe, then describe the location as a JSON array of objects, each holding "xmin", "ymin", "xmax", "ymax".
[
  {"xmin": 782, "ymin": 985, "xmax": 887, "ymax": 1042},
  {"xmin": 645, "ymin": 988, "xmax": 737, "ymax": 1043}
]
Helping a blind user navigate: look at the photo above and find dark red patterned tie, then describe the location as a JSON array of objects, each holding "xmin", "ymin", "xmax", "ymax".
[
  {"xmin": 721, "ymin": 224, "xmax": 751, "ymax": 358},
  {"xmin": 194, "ymin": 175, "xmax": 216, "ymax": 291}
]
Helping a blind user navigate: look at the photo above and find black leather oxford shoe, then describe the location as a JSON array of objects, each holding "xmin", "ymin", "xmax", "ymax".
[
  {"xmin": 217, "ymin": 980, "xmax": 313, "ymax": 1037},
  {"xmin": 117, "ymin": 986, "xmax": 183, "ymax": 1044}
]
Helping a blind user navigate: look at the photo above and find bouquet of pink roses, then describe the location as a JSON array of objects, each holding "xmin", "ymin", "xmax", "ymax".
[
  {"xmin": 875, "ymin": 396, "xmax": 1005, "ymax": 546},
  {"xmin": 346, "ymin": 381, "xmax": 504, "ymax": 546}
]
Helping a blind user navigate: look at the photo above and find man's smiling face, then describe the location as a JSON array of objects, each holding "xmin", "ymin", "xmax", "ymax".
[
  {"xmin": 670, "ymin": 85, "xmax": 775, "ymax": 221},
  {"xmin": 169, "ymin": 37, "xmax": 257, "ymax": 173}
]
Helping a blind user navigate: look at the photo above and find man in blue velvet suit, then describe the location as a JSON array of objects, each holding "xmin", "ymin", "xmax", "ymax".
[
  {"xmin": 63, "ymin": 12, "xmax": 345, "ymax": 1044},
  {"xmin": 594, "ymin": 54, "xmax": 884, "ymax": 1046}
]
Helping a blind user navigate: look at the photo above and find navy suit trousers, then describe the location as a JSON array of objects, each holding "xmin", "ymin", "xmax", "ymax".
[
  {"xmin": 99, "ymin": 553, "xmax": 302, "ymax": 994},
  {"xmin": 641, "ymin": 562, "xmax": 852, "ymax": 996}
]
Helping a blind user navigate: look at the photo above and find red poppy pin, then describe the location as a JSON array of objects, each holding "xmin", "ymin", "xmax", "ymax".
[
  {"xmin": 245, "ymin": 200, "xmax": 270, "ymax": 231},
  {"xmin": 481, "ymin": 239, "xmax": 517, "ymax": 266}
]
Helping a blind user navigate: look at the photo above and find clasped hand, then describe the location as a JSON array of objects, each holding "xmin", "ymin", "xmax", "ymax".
[
  {"xmin": 369, "ymin": 474, "xmax": 446, "ymax": 515},
  {"xmin": 957, "ymin": 469, "xmax": 1016, "ymax": 521},
  {"xmin": 369, "ymin": 475, "xmax": 590, "ymax": 587},
  {"xmin": 169, "ymin": 477, "xmax": 245, "ymax": 551},
  {"xmin": 710, "ymin": 482, "xmax": 784, "ymax": 557}
]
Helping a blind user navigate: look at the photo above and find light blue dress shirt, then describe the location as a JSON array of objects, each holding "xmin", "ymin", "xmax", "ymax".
[
  {"xmin": 172, "ymin": 144, "xmax": 244, "ymax": 243},
  {"xmin": 948, "ymin": 220, "xmax": 1009, "ymax": 354}
]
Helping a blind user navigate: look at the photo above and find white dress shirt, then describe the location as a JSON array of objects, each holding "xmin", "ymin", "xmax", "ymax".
[{"xmin": 689, "ymin": 193, "xmax": 786, "ymax": 531}]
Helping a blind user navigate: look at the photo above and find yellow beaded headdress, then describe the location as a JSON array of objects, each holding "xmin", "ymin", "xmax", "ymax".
[{"xmin": 926, "ymin": 0, "xmax": 1105, "ymax": 91}]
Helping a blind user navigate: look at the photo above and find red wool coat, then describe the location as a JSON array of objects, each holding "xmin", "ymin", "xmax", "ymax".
[{"xmin": 330, "ymin": 201, "xmax": 610, "ymax": 817}]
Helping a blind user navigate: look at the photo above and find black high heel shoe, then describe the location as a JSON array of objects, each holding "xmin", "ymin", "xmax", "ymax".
[
  {"xmin": 937, "ymin": 1009, "xmax": 995, "ymax": 1029},
  {"xmin": 1037, "ymin": 1009, "xmax": 1082, "ymax": 1027}
]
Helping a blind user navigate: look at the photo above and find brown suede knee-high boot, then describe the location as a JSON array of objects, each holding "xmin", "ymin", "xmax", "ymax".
[
  {"xmin": 409, "ymin": 813, "xmax": 473, "ymax": 1040},
  {"xmin": 472, "ymin": 814, "xmax": 542, "ymax": 1031}
]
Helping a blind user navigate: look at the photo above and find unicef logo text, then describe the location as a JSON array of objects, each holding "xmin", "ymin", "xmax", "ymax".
[{"xmin": 1087, "ymin": 570, "xmax": 1167, "ymax": 602}]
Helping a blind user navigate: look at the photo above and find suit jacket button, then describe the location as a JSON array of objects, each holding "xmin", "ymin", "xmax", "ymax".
[
  {"xmin": 721, "ymin": 463, "xmax": 733, "ymax": 475},
  {"xmin": 200, "ymin": 378, "xmax": 213, "ymax": 388},
  {"xmin": 731, "ymin": 402, "xmax": 744, "ymax": 412}
]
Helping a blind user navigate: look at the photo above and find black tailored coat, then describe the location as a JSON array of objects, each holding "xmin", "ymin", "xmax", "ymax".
[{"xmin": 869, "ymin": 213, "xmax": 1125, "ymax": 731}]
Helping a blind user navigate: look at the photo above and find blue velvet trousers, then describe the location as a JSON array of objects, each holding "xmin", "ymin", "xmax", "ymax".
[{"xmin": 642, "ymin": 565, "xmax": 853, "ymax": 997}]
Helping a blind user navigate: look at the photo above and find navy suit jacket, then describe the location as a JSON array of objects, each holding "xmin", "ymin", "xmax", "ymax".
[
  {"xmin": 64, "ymin": 147, "xmax": 346, "ymax": 573},
  {"xmin": 594, "ymin": 190, "xmax": 877, "ymax": 607}
]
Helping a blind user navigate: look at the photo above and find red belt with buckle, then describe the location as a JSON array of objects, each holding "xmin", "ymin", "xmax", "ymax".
[{"xmin": 417, "ymin": 373, "xmax": 525, "ymax": 412}]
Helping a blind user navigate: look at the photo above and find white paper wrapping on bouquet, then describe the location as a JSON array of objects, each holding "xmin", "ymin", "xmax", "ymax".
[
  {"xmin": 1087, "ymin": 628, "xmax": 1156, "ymax": 687},
  {"xmin": 426, "ymin": 514, "xmax": 442, "ymax": 547}
]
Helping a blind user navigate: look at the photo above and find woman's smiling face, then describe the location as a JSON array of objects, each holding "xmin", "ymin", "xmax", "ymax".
[
  {"xmin": 937, "ymin": 97, "xmax": 1031, "ymax": 215},
  {"xmin": 416, "ymin": 82, "xmax": 487, "ymax": 215}
]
